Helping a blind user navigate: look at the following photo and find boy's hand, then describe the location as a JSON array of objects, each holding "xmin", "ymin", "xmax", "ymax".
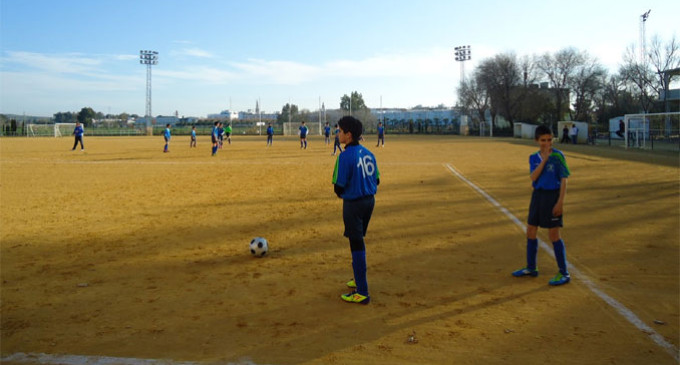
[{"xmin": 552, "ymin": 202, "xmax": 563, "ymax": 217}]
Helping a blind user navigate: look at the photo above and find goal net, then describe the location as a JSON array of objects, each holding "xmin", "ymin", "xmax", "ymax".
[
  {"xmin": 55, "ymin": 123, "xmax": 76, "ymax": 137},
  {"xmin": 623, "ymin": 112, "xmax": 680, "ymax": 151},
  {"xmin": 26, "ymin": 123, "xmax": 77, "ymax": 137}
]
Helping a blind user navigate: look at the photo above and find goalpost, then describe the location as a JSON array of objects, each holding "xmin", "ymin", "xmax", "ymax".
[{"xmin": 623, "ymin": 112, "xmax": 680, "ymax": 150}]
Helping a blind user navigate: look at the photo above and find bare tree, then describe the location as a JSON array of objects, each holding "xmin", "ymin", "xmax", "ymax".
[
  {"xmin": 457, "ymin": 72, "xmax": 489, "ymax": 126},
  {"xmin": 477, "ymin": 53, "xmax": 523, "ymax": 126},
  {"xmin": 536, "ymin": 47, "xmax": 585, "ymax": 121},
  {"xmin": 571, "ymin": 54, "xmax": 607, "ymax": 122}
]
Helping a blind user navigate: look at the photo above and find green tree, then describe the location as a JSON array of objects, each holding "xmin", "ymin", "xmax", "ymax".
[
  {"xmin": 340, "ymin": 91, "xmax": 368, "ymax": 114},
  {"xmin": 77, "ymin": 107, "xmax": 96, "ymax": 127},
  {"xmin": 277, "ymin": 103, "xmax": 301, "ymax": 124}
]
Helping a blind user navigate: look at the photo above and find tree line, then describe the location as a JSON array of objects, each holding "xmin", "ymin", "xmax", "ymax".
[{"xmin": 457, "ymin": 35, "xmax": 679, "ymax": 131}]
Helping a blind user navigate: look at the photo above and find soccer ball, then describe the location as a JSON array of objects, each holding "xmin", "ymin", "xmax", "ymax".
[{"xmin": 249, "ymin": 237, "xmax": 268, "ymax": 257}]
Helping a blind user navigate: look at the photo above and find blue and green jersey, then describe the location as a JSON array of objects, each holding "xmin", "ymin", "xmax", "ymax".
[{"xmin": 530, "ymin": 149, "xmax": 570, "ymax": 190}]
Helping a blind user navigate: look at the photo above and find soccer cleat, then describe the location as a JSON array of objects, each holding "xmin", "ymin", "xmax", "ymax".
[
  {"xmin": 346, "ymin": 278, "xmax": 357, "ymax": 288},
  {"xmin": 512, "ymin": 267, "xmax": 539, "ymax": 277},
  {"xmin": 341, "ymin": 291, "xmax": 370, "ymax": 304},
  {"xmin": 549, "ymin": 273, "xmax": 571, "ymax": 286}
]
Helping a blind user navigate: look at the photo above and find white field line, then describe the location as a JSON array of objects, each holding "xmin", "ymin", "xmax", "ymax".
[{"xmin": 444, "ymin": 163, "xmax": 679, "ymax": 362}]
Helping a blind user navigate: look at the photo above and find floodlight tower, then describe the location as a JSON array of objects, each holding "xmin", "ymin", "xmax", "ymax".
[
  {"xmin": 639, "ymin": 10, "xmax": 650, "ymax": 64},
  {"xmin": 140, "ymin": 50, "xmax": 158, "ymax": 135},
  {"xmin": 454, "ymin": 45, "xmax": 471, "ymax": 82}
]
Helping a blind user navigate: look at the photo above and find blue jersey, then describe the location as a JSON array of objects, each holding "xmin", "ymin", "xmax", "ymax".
[
  {"xmin": 333, "ymin": 144, "xmax": 380, "ymax": 200},
  {"xmin": 191, "ymin": 129, "xmax": 196, "ymax": 138},
  {"xmin": 377, "ymin": 126, "xmax": 384, "ymax": 136},
  {"xmin": 530, "ymin": 149, "xmax": 570, "ymax": 190},
  {"xmin": 267, "ymin": 126, "xmax": 274, "ymax": 136},
  {"xmin": 73, "ymin": 125, "xmax": 84, "ymax": 137},
  {"xmin": 164, "ymin": 128, "xmax": 171, "ymax": 139},
  {"xmin": 324, "ymin": 126, "xmax": 331, "ymax": 136},
  {"xmin": 334, "ymin": 128, "xmax": 340, "ymax": 140},
  {"xmin": 299, "ymin": 125, "xmax": 308, "ymax": 138}
]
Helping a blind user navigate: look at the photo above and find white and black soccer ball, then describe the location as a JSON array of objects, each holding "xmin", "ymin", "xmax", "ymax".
[{"xmin": 249, "ymin": 237, "xmax": 268, "ymax": 257}]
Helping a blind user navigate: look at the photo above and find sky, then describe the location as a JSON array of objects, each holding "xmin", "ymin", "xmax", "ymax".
[{"xmin": 1, "ymin": 0, "xmax": 678, "ymax": 118}]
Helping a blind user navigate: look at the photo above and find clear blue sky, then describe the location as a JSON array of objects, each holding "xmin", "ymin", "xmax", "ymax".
[{"xmin": 1, "ymin": 0, "xmax": 678, "ymax": 117}]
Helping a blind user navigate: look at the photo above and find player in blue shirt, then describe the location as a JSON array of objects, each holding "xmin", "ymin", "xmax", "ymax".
[
  {"xmin": 332, "ymin": 116, "xmax": 380, "ymax": 304},
  {"xmin": 190, "ymin": 125, "xmax": 197, "ymax": 148},
  {"xmin": 299, "ymin": 121, "xmax": 309, "ymax": 149},
  {"xmin": 71, "ymin": 122, "xmax": 84, "ymax": 151},
  {"xmin": 512, "ymin": 125, "xmax": 571, "ymax": 286},
  {"xmin": 376, "ymin": 122, "xmax": 385, "ymax": 147},
  {"xmin": 163, "ymin": 124, "xmax": 171, "ymax": 153},
  {"xmin": 211, "ymin": 121, "xmax": 219, "ymax": 156},
  {"xmin": 332, "ymin": 124, "xmax": 343, "ymax": 156},
  {"xmin": 266, "ymin": 123, "xmax": 274, "ymax": 147},
  {"xmin": 218, "ymin": 123, "xmax": 225, "ymax": 149},
  {"xmin": 323, "ymin": 122, "xmax": 331, "ymax": 146}
]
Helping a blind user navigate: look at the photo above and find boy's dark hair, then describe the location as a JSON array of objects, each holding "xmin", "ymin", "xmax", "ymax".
[
  {"xmin": 214, "ymin": 121, "xmax": 219, "ymax": 126},
  {"xmin": 338, "ymin": 116, "xmax": 363, "ymax": 140},
  {"xmin": 535, "ymin": 125, "xmax": 552, "ymax": 140},
  {"xmin": 166, "ymin": 124, "xmax": 170, "ymax": 127}
]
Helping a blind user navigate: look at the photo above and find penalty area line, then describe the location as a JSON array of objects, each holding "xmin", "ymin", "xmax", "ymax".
[{"xmin": 443, "ymin": 163, "xmax": 679, "ymax": 362}]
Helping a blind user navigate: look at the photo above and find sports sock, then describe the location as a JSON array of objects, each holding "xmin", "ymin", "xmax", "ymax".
[
  {"xmin": 552, "ymin": 239, "xmax": 568, "ymax": 275},
  {"xmin": 212, "ymin": 146, "xmax": 217, "ymax": 154},
  {"xmin": 351, "ymin": 250, "xmax": 368, "ymax": 296},
  {"xmin": 527, "ymin": 238, "xmax": 538, "ymax": 271}
]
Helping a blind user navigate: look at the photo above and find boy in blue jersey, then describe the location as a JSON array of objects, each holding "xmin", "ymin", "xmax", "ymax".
[
  {"xmin": 211, "ymin": 122, "xmax": 219, "ymax": 156},
  {"xmin": 71, "ymin": 122, "xmax": 84, "ymax": 151},
  {"xmin": 299, "ymin": 121, "xmax": 309, "ymax": 149},
  {"xmin": 512, "ymin": 125, "xmax": 571, "ymax": 286},
  {"xmin": 332, "ymin": 124, "xmax": 343, "ymax": 156},
  {"xmin": 324, "ymin": 122, "xmax": 331, "ymax": 146},
  {"xmin": 266, "ymin": 123, "xmax": 274, "ymax": 147},
  {"xmin": 376, "ymin": 122, "xmax": 385, "ymax": 147},
  {"xmin": 218, "ymin": 123, "xmax": 225, "ymax": 149},
  {"xmin": 332, "ymin": 116, "xmax": 380, "ymax": 304},
  {"xmin": 190, "ymin": 125, "xmax": 197, "ymax": 148},
  {"xmin": 163, "ymin": 124, "xmax": 171, "ymax": 153}
]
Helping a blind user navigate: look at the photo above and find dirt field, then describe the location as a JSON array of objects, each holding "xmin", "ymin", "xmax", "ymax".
[{"xmin": 1, "ymin": 134, "xmax": 678, "ymax": 364}]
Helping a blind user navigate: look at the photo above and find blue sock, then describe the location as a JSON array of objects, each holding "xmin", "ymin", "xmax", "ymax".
[
  {"xmin": 527, "ymin": 238, "xmax": 538, "ymax": 271},
  {"xmin": 552, "ymin": 239, "xmax": 568, "ymax": 275},
  {"xmin": 351, "ymin": 250, "xmax": 368, "ymax": 296},
  {"xmin": 304, "ymin": 140, "xmax": 307, "ymax": 148},
  {"xmin": 212, "ymin": 146, "xmax": 217, "ymax": 154}
]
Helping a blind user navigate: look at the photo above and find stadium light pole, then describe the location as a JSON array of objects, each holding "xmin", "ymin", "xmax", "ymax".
[
  {"xmin": 454, "ymin": 45, "xmax": 471, "ymax": 82},
  {"xmin": 140, "ymin": 50, "xmax": 158, "ymax": 136}
]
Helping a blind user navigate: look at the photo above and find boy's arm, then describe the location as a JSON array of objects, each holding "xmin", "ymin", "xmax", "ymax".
[
  {"xmin": 552, "ymin": 177, "xmax": 567, "ymax": 216},
  {"xmin": 529, "ymin": 155, "xmax": 549, "ymax": 182}
]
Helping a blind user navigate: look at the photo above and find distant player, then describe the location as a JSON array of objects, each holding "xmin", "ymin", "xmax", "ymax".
[
  {"xmin": 512, "ymin": 125, "xmax": 571, "ymax": 286},
  {"xmin": 376, "ymin": 122, "xmax": 385, "ymax": 147},
  {"xmin": 218, "ymin": 122, "xmax": 225, "ymax": 149},
  {"xmin": 299, "ymin": 121, "xmax": 309, "ymax": 149},
  {"xmin": 190, "ymin": 125, "xmax": 197, "ymax": 148},
  {"xmin": 211, "ymin": 121, "xmax": 219, "ymax": 156},
  {"xmin": 324, "ymin": 122, "xmax": 331, "ymax": 146},
  {"xmin": 163, "ymin": 124, "xmax": 171, "ymax": 153},
  {"xmin": 332, "ymin": 123, "xmax": 343, "ymax": 156},
  {"xmin": 225, "ymin": 122, "xmax": 232, "ymax": 145},
  {"xmin": 266, "ymin": 123, "xmax": 274, "ymax": 147},
  {"xmin": 71, "ymin": 122, "xmax": 84, "ymax": 151},
  {"xmin": 332, "ymin": 116, "xmax": 380, "ymax": 304}
]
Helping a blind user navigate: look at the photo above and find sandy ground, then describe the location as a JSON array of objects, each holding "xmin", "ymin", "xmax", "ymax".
[{"xmin": 1, "ymin": 135, "xmax": 678, "ymax": 364}]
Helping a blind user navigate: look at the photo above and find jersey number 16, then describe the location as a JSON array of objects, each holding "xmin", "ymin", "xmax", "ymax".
[{"xmin": 357, "ymin": 155, "xmax": 376, "ymax": 178}]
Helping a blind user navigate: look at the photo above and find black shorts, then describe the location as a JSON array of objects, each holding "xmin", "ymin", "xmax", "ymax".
[
  {"xmin": 343, "ymin": 195, "xmax": 375, "ymax": 241},
  {"xmin": 212, "ymin": 136, "xmax": 218, "ymax": 143},
  {"xmin": 528, "ymin": 189, "xmax": 562, "ymax": 228}
]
